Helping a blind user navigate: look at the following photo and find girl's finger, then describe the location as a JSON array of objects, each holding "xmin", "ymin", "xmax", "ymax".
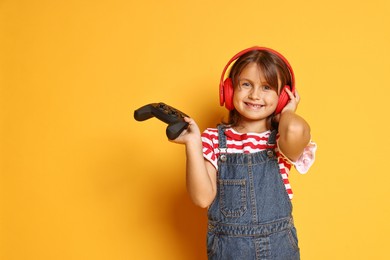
[
  {"xmin": 294, "ymin": 89, "xmax": 300, "ymax": 101},
  {"xmin": 284, "ymin": 88, "xmax": 295, "ymax": 100}
]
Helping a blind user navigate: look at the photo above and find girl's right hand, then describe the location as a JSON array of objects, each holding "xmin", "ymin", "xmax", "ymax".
[{"xmin": 170, "ymin": 117, "xmax": 201, "ymax": 145}]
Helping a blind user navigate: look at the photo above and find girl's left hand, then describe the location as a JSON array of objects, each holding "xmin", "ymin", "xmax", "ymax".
[
  {"xmin": 273, "ymin": 88, "xmax": 300, "ymax": 122},
  {"xmin": 282, "ymin": 87, "xmax": 300, "ymax": 113}
]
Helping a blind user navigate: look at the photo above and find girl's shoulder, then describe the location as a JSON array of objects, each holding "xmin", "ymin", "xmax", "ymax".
[
  {"xmin": 202, "ymin": 127, "xmax": 219, "ymax": 134},
  {"xmin": 201, "ymin": 127, "xmax": 219, "ymax": 139}
]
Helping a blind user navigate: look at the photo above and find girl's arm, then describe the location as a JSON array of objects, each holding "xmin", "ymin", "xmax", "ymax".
[
  {"xmin": 172, "ymin": 117, "xmax": 217, "ymax": 208},
  {"xmin": 277, "ymin": 89, "xmax": 311, "ymax": 162}
]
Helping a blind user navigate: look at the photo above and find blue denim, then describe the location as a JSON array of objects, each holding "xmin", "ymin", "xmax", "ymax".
[{"xmin": 207, "ymin": 125, "xmax": 300, "ymax": 260}]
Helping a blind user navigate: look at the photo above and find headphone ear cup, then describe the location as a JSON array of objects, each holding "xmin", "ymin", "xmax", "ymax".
[
  {"xmin": 223, "ymin": 78, "xmax": 234, "ymax": 110},
  {"xmin": 275, "ymin": 85, "xmax": 290, "ymax": 114}
]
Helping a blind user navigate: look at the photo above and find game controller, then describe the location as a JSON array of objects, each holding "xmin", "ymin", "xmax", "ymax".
[{"xmin": 134, "ymin": 102, "xmax": 190, "ymax": 140}]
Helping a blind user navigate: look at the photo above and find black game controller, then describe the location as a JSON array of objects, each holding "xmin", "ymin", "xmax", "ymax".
[{"xmin": 134, "ymin": 102, "xmax": 190, "ymax": 140}]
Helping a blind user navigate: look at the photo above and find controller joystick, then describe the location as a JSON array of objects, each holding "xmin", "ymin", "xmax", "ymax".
[{"xmin": 134, "ymin": 102, "xmax": 189, "ymax": 140}]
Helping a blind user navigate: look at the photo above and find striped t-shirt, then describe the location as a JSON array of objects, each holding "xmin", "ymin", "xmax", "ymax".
[{"xmin": 201, "ymin": 127, "xmax": 295, "ymax": 199}]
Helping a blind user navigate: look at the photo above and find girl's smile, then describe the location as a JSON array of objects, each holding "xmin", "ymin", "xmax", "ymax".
[{"xmin": 244, "ymin": 101, "xmax": 265, "ymax": 110}]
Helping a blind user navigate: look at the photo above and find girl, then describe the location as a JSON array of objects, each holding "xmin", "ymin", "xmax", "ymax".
[{"xmin": 173, "ymin": 47, "xmax": 316, "ymax": 260}]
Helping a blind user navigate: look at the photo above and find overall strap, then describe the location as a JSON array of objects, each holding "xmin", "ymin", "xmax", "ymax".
[
  {"xmin": 217, "ymin": 124, "xmax": 227, "ymax": 149},
  {"xmin": 266, "ymin": 130, "xmax": 278, "ymax": 158},
  {"xmin": 217, "ymin": 125, "xmax": 228, "ymax": 162},
  {"xmin": 267, "ymin": 130, "xmax": 278, "ymax": 145}
]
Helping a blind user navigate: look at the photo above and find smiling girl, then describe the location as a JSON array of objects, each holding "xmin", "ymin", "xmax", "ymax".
[{"xmin": 173, "ymin": 47, "xmax": 316, "ymax": 259}]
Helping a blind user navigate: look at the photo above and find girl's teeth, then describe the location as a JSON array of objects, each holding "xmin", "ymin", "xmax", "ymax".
[{"xmin": 248, "ymin": 103, "xmax": 261, "ymax": 108}]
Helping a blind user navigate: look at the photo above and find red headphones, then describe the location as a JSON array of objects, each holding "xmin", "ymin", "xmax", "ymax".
[{"xmin": 219, "ymin": 46, "xmax": 295, "ymax": 114}]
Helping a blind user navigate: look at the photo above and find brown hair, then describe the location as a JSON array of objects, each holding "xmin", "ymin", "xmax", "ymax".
[{"xmin": 222, "ymin": 49, "xmax": 292, "ymax": 129}]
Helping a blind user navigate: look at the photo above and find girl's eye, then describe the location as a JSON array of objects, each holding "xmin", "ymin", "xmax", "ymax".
[
  {"xmin": 240, "ymin": 82, "xmax": 252, "ymax": 89},
  {"xmin": 263, "ymin": 85, "xmax": 271, "ymax": 90}
]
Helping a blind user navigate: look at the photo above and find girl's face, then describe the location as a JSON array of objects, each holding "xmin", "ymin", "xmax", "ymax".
[{"xmin": 232, "ymin": 63, "xmax": 280, "ymax": 124}]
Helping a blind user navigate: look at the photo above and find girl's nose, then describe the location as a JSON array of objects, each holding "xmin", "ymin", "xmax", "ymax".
[{"xmin": 248, "ymin": 87, "xmax": 260, "ymax": 100}]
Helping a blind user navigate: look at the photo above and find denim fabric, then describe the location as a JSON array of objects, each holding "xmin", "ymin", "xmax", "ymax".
[{"xmin": 207, "ymin": 125, "xmax": 300, "ymax": 260}]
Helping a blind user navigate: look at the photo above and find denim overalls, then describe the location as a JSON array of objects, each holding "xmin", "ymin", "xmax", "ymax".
[{"xmin": 207, "ymin": 125, "xmax": 300, "ymax": 260}]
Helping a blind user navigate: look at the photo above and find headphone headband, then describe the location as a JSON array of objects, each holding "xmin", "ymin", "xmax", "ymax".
[{"xmin": 219, "ymin": 46, "xmax": 295, "ymax": 107}]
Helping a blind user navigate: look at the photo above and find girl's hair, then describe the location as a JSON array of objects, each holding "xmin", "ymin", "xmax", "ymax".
[{"xmin": 222, "ymin": 49, "xmax": 293, "ymax": 129}]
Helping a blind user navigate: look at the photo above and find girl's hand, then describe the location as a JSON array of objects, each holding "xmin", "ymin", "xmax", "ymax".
[
  {"xmin": 170, "ymin": 117, "xmax": 201, "ymax": 145},
  {"xmin": 274, "ymin": 88, "xmax": 300, "ymax": 122},
  {"xmin": 283, "ymin": 87, "xmax": 300, "ymax": 112}
]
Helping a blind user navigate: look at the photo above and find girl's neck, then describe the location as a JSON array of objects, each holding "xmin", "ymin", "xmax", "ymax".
[{"xmin": 233, "ymin": 119, "xmax": 269, "ymax": 134}]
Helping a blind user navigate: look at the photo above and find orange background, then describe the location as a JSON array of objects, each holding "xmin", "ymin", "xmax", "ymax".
[{"xmin": 1, "ymin": 0, "xmax": 390, "ymax": 259}]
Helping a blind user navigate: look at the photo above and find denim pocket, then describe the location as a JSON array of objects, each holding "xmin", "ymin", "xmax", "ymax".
[
  {"xmin": 287, "ymin": 227, "xmax": 299, "ymax": 251},
  {"xmin": 207, "ymin": 232, "xmax": 219, "ymax": 257},
  {"xmin": 270, "ymin": 228, "xmax": 300, "ymax": 258},
  {"xmin": 219, "ymin": 179, "xmax": 247, "ymax": 218}
]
